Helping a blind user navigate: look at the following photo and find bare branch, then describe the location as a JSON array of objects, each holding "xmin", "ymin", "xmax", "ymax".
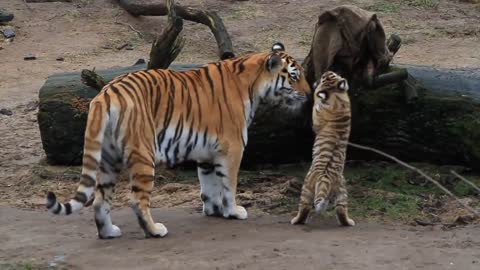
[
  {"xmin": 348, "ymin": 142, "xmax": 480, "ymax": 218},
  {"xmin": 114, "ymin": 12, "xmax": 144, "ymax": 38},
  {"xmin": 148, "ymin": 0, "xmax": 185, "ymax": 69},
  {"xmin": 450, "ymin": 170, "xmax": 480, "ymax": 194},
  {"xmin": 81, "ymin": 69, "xmax": 106, "ymax": 91},
  {"xmin": 117, "ymin": 0, "xmax": 234, "ymax": 60}
]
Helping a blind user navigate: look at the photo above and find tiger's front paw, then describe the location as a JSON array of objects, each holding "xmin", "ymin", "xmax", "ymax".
[
  {"xmin": 226, "ymin": 205, "xmax": 248, "ymax": 220},
  {"xmin": 145, "ymin": 223, "xmax": 168, "ymax": 238},
  {"xmin": 98, "ymin": 224, "xmax": 122, "ymax": 239}
]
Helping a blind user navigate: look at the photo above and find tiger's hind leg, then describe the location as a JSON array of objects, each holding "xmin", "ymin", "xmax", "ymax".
[
  {"xmin": 127, "ymin": 152, "xmax": 168, "ymax": 238},
  {"xmin": 334, "ymin": 176, "xmax": 355, "ymax": 227},
  {"xmin": 93, "ymin": 155, "xmax": 123, "ymax": 239},
  {"xmin": 291, "ymin": 182, "xmax": 313, "ymax": 225},
  {"xmin": 198, "ymin": 163, "xmax": 223, "ymax": 217},
  {"xmin": 198, "ymin": 152, "xmax": 247, "ymax": 220}
]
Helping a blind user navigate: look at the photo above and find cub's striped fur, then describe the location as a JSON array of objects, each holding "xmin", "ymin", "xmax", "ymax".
[
  {"xmin": 291, "ymin": 71, "xmax": 355, "ymax": 226},
  {"xmin": 46, "ymin": 43, "xmax": 311, "ymax": 239}
]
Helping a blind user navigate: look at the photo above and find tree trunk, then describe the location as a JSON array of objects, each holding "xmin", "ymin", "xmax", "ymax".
[
  {"xmin": 37, "ymin": 63, "xmax": 480, "ymax": 171},
  {"xmin": 148, "ymin": 0, "xmax": 185, "ymax": 69}
]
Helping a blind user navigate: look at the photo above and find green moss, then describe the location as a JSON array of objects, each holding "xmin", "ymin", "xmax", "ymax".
[
  {"xmin": 344, "ymin": 162, "xmax": 480, "ymax": 220},
  {"xmin": 402, "ymin": 0, "xmax": 439, "ymax": 8},
  {"xmin": 349, "ymin": 191, "xmax": 420, "ymax": 221}
]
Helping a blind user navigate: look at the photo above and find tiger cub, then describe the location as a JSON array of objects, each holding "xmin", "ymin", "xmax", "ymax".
[{"xmin": 291, "ymin": 71, "xmax": 355, "ymax": 226}]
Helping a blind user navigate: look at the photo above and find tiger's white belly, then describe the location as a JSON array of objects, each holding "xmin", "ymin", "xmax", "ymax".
[{"xmin": 154, "ymin": 127, "xmax": 216, "ymax": 167}]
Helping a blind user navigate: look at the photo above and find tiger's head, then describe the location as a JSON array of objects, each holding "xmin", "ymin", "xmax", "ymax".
[
  {"xmin": 257, "ymin": 42, "xmax": 311, "ymax": 113},
  {"xmin": 312, "ymin": 71, "xmax": 351, "ymax": 126}
]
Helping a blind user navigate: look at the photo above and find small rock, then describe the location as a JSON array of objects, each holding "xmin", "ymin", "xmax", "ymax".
[
  {"xmin": 0, "ymin": 9, "xmax": 14, "ymax": 23},
  {"xmin": 273, "ymin": 248, "xmax": 280, "ymax": 252},
  {"xmin": 0, "ymin": 108, "xmax": 13, "ymax": 116},
  {"xmin": 125, "ymin": 45, "xmax": 134, "ymax": 50},
  {"xmin": 56, "ymin": 57, "xmax": 65, "ymax": 61},
  {"xmin": 133, "ymin": 58, "xmax": 146, "ymax": 65},
  {"xmin": 1, "ymin": 28, "xmax": 15, "ymax": 38},
  {"xmin": 24, "ymin": 53, "xmax": 36, "ymax": 60}
]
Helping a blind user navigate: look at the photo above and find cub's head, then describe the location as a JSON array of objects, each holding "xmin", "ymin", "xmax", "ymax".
[
  {"xmin": 312, "ymin": 71, "xmax": 351, "ymax": 125},
  {"xmin": 259, "ymin": 42, "xmax": 311, "ymax": 113}
]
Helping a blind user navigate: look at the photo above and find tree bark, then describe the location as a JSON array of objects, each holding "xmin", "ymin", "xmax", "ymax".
[
  {"xmin": 38, "ymin": 64, "xmax": 480, "ymax": 171},
  {"xmin": 117, "ymin": 0, "xmax": 235, "ymax": 60},
  {"xmin": 80, "ymin": 69, "xmax": 106, "ymax": 91},
  {"xmin": 148, "ymin": 0, "xmax": 185, "ymax": 69}
]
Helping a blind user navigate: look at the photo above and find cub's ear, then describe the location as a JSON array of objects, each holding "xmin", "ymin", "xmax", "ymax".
[
  {"xmin": 338, "ymin": 79, "xmax": 349, "ymax": 92},
  {"xmin": 271, "ymin": 42, "xmax": 285, "ymax": 52},
  {"xmin": 266, "ymin": 54, "xmax": 283, "ymax": 72},
  {"xmin": 313, "ymin": 80, "xmax": 321, "ymax": 89}
]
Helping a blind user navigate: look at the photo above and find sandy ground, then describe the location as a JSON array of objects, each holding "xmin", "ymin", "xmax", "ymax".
[
  {"xmin": 2, "ymin": 207, "xmax": 480, "ymax": 270},
  {"xmin": 1, "ymin": 0, "xmax": 480, "ymax": 269}
]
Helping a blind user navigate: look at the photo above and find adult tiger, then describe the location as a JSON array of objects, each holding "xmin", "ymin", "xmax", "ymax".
[{"xmin": 46, "ymin": 43, "xmax": 311, "ymax": 239}]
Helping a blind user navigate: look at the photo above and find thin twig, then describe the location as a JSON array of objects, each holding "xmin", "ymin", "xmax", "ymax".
[
  {"xmin": 114, "ymin": 13, "xmax": 143, "ymax": 38},
  {"xmin": 347, "ymin": 142, "xmax": 480, "ymax": 217},
  {"xmin": 23, "ymin": 0, "xmax": 32, "ymax": 10},
  {"xmin": 450, "ymin": 170, "xmax": 480, "ymax": 194}
]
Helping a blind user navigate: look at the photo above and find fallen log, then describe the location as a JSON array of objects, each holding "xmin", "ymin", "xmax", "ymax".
[{"xmin": 37, "ymin": 63, "xmax": 480, "ymax": 170}]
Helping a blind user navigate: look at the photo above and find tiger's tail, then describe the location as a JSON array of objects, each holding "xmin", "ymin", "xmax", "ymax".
[
  {"xmin": 313, "ymin": 177, "xmax": 331, "ymax": 212},
  {"xmin": 46, "ymin": 99, "xmax": 109, "ymax": 215}
]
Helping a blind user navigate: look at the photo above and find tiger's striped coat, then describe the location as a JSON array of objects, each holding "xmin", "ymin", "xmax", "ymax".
[
  {"xmin": 291, "ymin": 71, "xmax": 355, "ymax": 226},
  {"xmin": 46, "ymin": 44, "xmax": 311, "ymax": 239}
]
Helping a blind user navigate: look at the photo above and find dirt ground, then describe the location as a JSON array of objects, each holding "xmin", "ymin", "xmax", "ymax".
[
  {"xmin": 1, "ymin": 0, "xmax": 480, "ymax": 269},
  {"xmin": 1, "ymin": 207, "xmax": 480, "ymax": 270}
]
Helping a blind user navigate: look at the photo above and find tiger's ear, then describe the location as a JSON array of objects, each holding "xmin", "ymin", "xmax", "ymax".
[
  {"xmin": 266, "ymin": 54, "xmax": 282, "ymax": 72},
  {"xmin": 271, "ymin": 42, "xmax": 285, "ymax": 52},
  {"xmin": 338, "ymin": 80, "xmax": 349, "ymax": 92}
]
